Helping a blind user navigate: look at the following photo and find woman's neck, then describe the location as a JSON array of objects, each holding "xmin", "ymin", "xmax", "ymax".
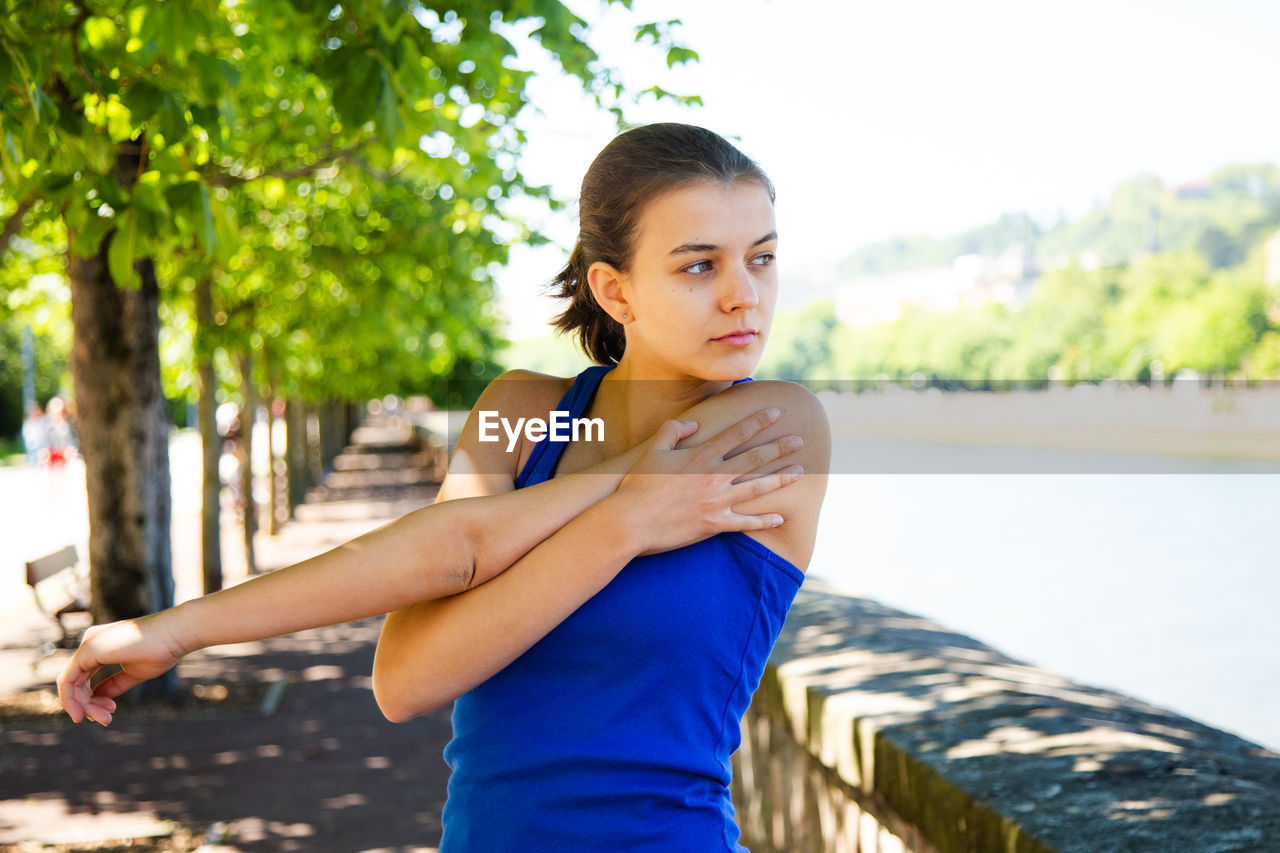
[{"xmin": 596, "ymin": 357, "xmax": 735, "ymax": 451}]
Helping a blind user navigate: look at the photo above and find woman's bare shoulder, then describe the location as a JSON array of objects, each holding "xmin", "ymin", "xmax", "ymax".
[
  {"xmin": 437, "ymin": 369, "xmax": 577, "ymax": 500},
  {"xmin": 678, "ymin": 380, "xmax": 829, "ymax": 571},
  {"xmin": 730, "ymin": 379, "xmax": 828, "ymax": 429},
  {"xmin": 479, "ymin": 369, "xmax": 575, "ymax": 411},
  {"xmin": 683, "ymin": 380, "xmax": 830, "ymax": 456}
]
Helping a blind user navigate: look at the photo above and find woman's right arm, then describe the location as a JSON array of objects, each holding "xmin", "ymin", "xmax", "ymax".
[{"xmin": 57, "ymin": 372, "xmax": 798, "ymax": 724}]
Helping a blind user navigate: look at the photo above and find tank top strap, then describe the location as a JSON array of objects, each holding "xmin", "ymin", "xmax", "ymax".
[{"xmin": 514, "ymin": 365, "xmax": 613, "ymax": 489}]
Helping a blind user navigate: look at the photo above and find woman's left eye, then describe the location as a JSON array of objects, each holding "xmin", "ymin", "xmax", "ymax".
[
  {"xmin": 684, "ymin": 260, "xmax": 712, "ymax": 275},
  {"xmin": 750, "ymin": 252, "xmax": 776, "ymax": 267}
]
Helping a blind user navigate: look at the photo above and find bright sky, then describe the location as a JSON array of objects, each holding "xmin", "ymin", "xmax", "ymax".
[{"xmin": 497, "ymin": 0, "xmax": 1280, "ymax": 337}]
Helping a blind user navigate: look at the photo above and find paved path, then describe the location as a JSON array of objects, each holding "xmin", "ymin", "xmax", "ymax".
[{"xmin": 0, "ymin": 424, "xmax": 452, "ymax": 852}]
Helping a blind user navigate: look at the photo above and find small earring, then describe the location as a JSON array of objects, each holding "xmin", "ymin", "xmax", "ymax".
[{"xmin": 621, "ymin": 313, "xmax": 629, "ymax": 320}]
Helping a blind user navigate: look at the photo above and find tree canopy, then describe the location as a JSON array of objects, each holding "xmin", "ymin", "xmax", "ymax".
[
  {"xmin": 0, "ymin": 0, "xmax": 700, "ymax": 410},
  {"xmin": 0, "ymin": 0, "xmax": 707, "ymax": 457}
]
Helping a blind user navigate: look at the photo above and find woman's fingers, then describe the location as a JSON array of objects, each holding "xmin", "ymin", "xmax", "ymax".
[
  {"xmin": 696, "ymin": 408, "xmax": 781, "ymax": 461},
  {"xmin": 726, "ymin": 465, "xmax": 804, "ymax": 507},
  {"xmin": 724, "ymin": 434, "xmax": 803, "ymax": 478},
  {"xmin": 721, "ymin": 510, "xmax": 785, "ymax": 532},
  {"xmin": 89, "ymin": 670, "xmax": 144, "ymax": 702},
  {"xmin": 57, "ymin": 649, "xmax": 100, "ymax": 723},
  {"xmin": 80, "ymin": 695, "xmax": 116, "ymax": 726},
  {"xmin": 718, "ymin": 465, "xmax": 803, "ymax": 532},
  {"xmin": 650, "ymin": 418, "xmax": 699, "ymax": 452}
]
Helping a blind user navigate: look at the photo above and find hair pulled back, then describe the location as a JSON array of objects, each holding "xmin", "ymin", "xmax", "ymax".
[{"xmin": 551, "ymin": 123, "xmax": 775, "ymax": 365}]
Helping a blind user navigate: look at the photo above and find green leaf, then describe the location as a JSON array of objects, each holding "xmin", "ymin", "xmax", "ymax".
[
  {"xmin": 130, "ymin": 4, "xmax": 161, "ymax": 64},
  {"xmin": 164, "ymin": 180, "xmax": 201, "ymax": 210},
  {"xmin": 0, "ymin": 40, "xmax": 12, "ymax": 91},
  {"xmin": 209, "ymin": 188, "xmax": 239, "ymax": 261},
  {"xmin": 375, "ymin": 66, "xmax": 404, "ymax": 143},
  {"xmin": 30, "ymin": 84, "xmax": 59, "ymax": 127},
  {"xmin": 99, "ymin": 177, "xmax": 128, "ymax": 211},
  {"xmin": 146, "ymin": 2, "xmax": 197, "ymax": 62},
  {"xmin": 123, "ymin": 81, "xmax": 165, "ymax": 122},
  {"xmin": 0, "ymin": 33, "xmax": 32, "ymax": 87},
  {"xmin": 665, "ymin": 46, "xmax": 698, "ymax": 68},
  {"xmin": 103, "ymin": 97, "xmax": 135, "ymax": 143},
  {"xmin": 158, "ymin": 94, "xmax": 187, "ymax": 143},
  {"xmin": 84, "ymin": 16, "xmax": 120, "ymax": 50},
  {"xmin": 188, "ymin": 103, "xmax": 219, "ymax": 134},
  {"xmin": 215, "ymin": 94, "xmax": 238, "ymax": 138},
  {"xmin": 55, "ymin": 100, "xmax": 88, "ymax": 137},
  {"xmin": 69, "ymin": 209, "xmax": 113, "ymax": 258},
  {"xmin": 162, "ymin": 179, "xmax": 216, "ymax": 255},
  {"xmin": 330, "ymin": 48, "xmax": 379, "ymax": 128},
  {"xmin": 41, "ymin": 170, "xmax": 75, "ymax": 195},
  {"xmin": 135, "ymin": 173, "xmax": 170, "ymax": 218},
  {"xmin": 635, "ymin": 22, "xmax": 661, "ymax": 44},
  {"xmin": 1, "ymin": 128, "xmax": 21, "ymax": 182},
  {"xmin": 108, "ymin": 207, "xmax": 141, "ymax": 288},
  {"xmin": 198, "ymin": 183, "xmax": 218, "ymax": 257},
  {"xmin": 192, "ymin": 53, "xmax": 240, "ymax": 100}
]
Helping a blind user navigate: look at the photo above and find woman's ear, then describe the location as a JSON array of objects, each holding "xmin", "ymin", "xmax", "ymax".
[{"xmin": 586, "ymin": 261, "xmax": 632, "ymax": 324}]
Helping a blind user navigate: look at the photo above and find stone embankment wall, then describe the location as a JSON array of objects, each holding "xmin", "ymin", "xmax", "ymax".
[{"xmin": 732, "ymin": 583, "xmax": 1280, "ymax": 853}]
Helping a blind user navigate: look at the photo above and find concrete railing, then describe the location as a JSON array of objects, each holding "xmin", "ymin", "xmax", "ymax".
[{"xmin": 732, "ymin": 583, "xmax": 1280, "ymax": 853}]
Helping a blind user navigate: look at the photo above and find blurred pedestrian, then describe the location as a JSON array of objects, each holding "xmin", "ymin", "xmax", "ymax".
[
  {"xmin": 45, "ymin": 397, "xmax": 78, "ymax": 466},
  {"xmin": 21, "ymin": 402, "xmax": 48, "ymax": 466}
]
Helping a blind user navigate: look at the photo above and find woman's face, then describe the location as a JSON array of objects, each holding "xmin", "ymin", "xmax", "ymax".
[{"xmin": 618, "ymin": 179, "xmax": 778, "ymax": 382}]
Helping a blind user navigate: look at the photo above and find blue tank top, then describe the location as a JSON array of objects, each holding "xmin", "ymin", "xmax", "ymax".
[{"xmin": 440, "ymin": 366, "xmax": 805, "ymax": 852}]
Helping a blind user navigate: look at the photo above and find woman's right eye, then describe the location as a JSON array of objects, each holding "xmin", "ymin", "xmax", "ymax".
[{"xmin": 683, "ymin": 260, "xmax": 712, "ymax": 275}]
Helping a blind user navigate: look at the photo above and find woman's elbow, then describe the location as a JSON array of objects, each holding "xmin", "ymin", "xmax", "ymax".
[
  {"xmin": 375, "ymin": 695, "xmax": 414, "ymax": 725},
  {"xmin": 375, "ymin": 694, "xmax": 429, "ymax": 725},
  {"xmin": 373, "ymin": 657, "xmax": 441, "ymax": 722},
  {"xmin": 372, "ymin": 634, "xmax": 452, "ymax": 722},
  {"xmin": 372, "ymin": 671, "xmax": 411, "ymax": 723}
]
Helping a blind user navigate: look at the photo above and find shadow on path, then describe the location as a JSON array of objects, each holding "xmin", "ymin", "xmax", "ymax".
[{"xmin": 1, "ymin": 618, "xmax": 452, "ymax": 852}]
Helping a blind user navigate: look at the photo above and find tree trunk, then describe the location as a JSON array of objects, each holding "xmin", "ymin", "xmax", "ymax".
[
  {"xmin": 266, "ymin": 388, "xmax": 282, "ymax": 536},
  {"xmin": 319, "ymin": 398, "xmax": 344, "ymax": 474},
  {"xmin": 306, "ymin": 403, "xmax": 322, "ymax": 494},
  {"xmin": 285, "ymin": 397, "xmax": 310, "ymax": 517},
  {"xmin": 66, "ymin": 143, "xmax": 175, "ymax": 702},
  {"xmin": 238, "ymin": 351, "xmax": 257, "ymax": 574},
  {"xmin": 346, "ymin": 401, "xmax": 361, "ymax": 447},
  {"xmin": 195, "ymin": 276, "xmax": 222, "ymax": 594}
]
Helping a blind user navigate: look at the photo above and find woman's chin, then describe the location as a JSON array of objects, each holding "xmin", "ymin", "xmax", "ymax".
[{"xmin": 699, "ymin": 356, "xmax": 763, "ymax": 383}]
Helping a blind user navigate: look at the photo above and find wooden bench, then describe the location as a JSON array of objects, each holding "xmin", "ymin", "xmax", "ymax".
[{"xmin": 25, "ymin": 544, "xmax": 90, "ymax": 648}]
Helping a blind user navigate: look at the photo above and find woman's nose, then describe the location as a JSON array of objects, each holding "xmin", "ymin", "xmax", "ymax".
[{"xmin": 721, "ymin": 263, "xmax": 759, "ymax": 311}]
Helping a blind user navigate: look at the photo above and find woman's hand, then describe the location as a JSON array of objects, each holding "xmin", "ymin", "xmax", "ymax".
[
  {"xmin": 57, "ymin": 608, "xmax": 194, "ymax": 725},
  {"xmin": 616, "ymin": 408, "xmax": 803, "ymax": 554}
]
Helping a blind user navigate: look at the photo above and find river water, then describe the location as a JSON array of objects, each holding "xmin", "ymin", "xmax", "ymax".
[{"xmin": 808, "ymin": 439, "xmax": 1280, "ymax": 752}]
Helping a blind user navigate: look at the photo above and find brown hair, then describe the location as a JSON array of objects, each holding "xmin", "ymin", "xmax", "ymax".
[{"xmin": 551, "ymin": 123, "xmax": 775, "ymax": 365}]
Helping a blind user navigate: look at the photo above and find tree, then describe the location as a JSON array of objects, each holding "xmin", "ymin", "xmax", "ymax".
[
  {"xmin": 0, "ymin": 0, "xmax": 698, "ymax": 698},
  {"xmin": 756, "ymin": 299, "xmax": 839, "ymax": 382}
]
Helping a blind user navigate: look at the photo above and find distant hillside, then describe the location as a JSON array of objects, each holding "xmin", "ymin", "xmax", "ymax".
[{"xmin": 842, "ymin": 163, "xmax": 1280, "ymax": 276}]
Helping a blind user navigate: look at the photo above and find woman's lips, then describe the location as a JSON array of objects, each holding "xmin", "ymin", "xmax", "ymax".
[{"xmin": 711, "ymin": 331, "xmax": 758, "ymax": 347}]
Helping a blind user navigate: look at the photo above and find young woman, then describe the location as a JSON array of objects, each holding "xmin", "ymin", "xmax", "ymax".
[
  {"xmin": 59, "ymin": 122, "xmax": 828, "ymax": 851},
  {"xmin": 372, "ymin": 123, "xmax": 830, "ymax": 851}
]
